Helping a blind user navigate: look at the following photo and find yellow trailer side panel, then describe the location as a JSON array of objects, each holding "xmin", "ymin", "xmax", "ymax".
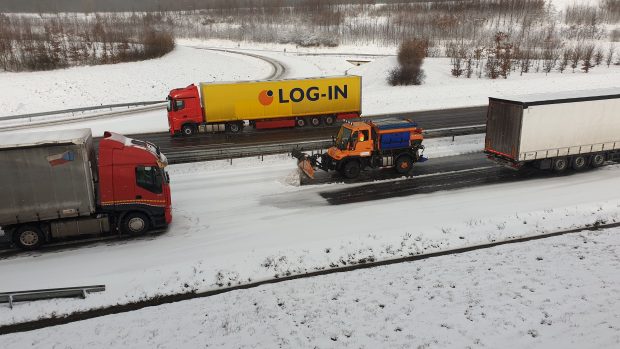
[{"xmin": 200, "ymin": 76, "xmax": 361, "ymax": 123}]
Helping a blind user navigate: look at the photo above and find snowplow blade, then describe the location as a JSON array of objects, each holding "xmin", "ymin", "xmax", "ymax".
[
  {"xmin": 292, "ymin": 149, "xmax": 316, "ymax": 179},
  {"xmin": 298, "ymin": 158, "xmax": 315, "ymax": 179}
]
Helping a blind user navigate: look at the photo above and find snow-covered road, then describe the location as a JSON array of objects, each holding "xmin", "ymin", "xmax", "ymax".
[{"xmin": 1, "ymin": 136, "xmax": 619, "ymax": 326}]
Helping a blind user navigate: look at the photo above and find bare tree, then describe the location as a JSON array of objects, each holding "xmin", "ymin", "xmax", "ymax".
[
  {"xmin": 558, "ymin": 48, "xmax": 570, "ymax": 73},
  {"xmin": 594, "ymin": 47, "xmax": 604, "ymax": 65},
  {"xmin": 388, "ymin": 38, "xmax": 428, "ymax": 86},
  {"xmin": 465, "ymin": 57, "xmax": 473, "ymax": 78},
  {"xmin": 581, "ymin": 44, "xmax": 595, "ymax": 73},
  {"xmin": 570, "ymin": 46, "xmax": 582, "ymax": 72},
  {"xmin": 605, "ymin": 44, "xmax": 615, "ymax": 67}
]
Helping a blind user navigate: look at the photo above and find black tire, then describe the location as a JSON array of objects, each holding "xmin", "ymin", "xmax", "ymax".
[
  {"xmin": 309, "ymin": 116, "xmax": 321, "ymax": 127},
  {"xmin": 342, "ymin": 160, "xmax": 361, "ymax": 179},
  {"xmin": 121, "ymin": 212, "xmax": 150, "ymax": 235},
  {"xmin": 591, "ymin": 153, "xmax": 605, "ymax": 168},
  {"xmin": 181, "ymin": 124, "xmax": 196, "ymax": 136},
  {"xmin": 395, "ymin": 155, "xmax": 413, "ymax": 174},
  {"xmin": 14, "ymin": 225, "xmax": 44, "ymax": 250},
  {"xmin": 552, "ymin": 157, "xmax": 569, "ymax": 172},
  {"xmin": 227, "ymin": 122, "xmax": 243, "ymax": 133},
  {"xmin": 295, "ymin": 118, "xmax": 307, "ymax": 128},
  {"xmin": 324, "ymin": 115, "xmax": 335, "ymax": 126},
  {"xmin": 572, "ymin": 155, "xmax": 587, "ymax": 170}
]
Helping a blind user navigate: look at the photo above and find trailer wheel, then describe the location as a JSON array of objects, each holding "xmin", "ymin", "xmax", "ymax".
[
  {"xmin": 295, "ymin": 118, "xmax": 307, "ymax": 128},
  {"xmin": 342, "ymin": 160, "xmax": 361, "ymax": 179},
  {"xmin": 121, "ymin": 212, "xmax": 150, "ymax": 235},
  {"xmin": 591, "ymin": 153, "xmax": 605, "ymax": 168},
  {"xmin": 572, "ymin": 155, "xmax": 587, "ymax": 170},
  {"xmin": 14, "ymin": 225, "xmax": 44, "ymax": 250},
  {"xmin": 552, "ymin": 157, "xmax": 568, "ymax": 172},
  {"xmin": 309, "ymin": 116, "xmax": 321, "ymax": 127},
  {"xmin": 181, "ymin": 124, "xmax": 196, "ymax": 136},
  {"xmin": 324, "ymin": 115, "xmax": 335, "ymax": 126},
  {"xmin": 227, "ymin": 122, "xmax": 243, "ymax": 133},
  {"xmin": 395, "ymin": 155, "xmax": 413, "ymax": 174}
]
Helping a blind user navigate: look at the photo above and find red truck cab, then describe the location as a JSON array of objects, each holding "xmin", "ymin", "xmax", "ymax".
[
  {"xmin": 167, "ymin": 84, "xmax": 203, "ymax": 136},
  {"xmin": 98, "ymin": 131, "xmax": 172, "ymax": 233}
]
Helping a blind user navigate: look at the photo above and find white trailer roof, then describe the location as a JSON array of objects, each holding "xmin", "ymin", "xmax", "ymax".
[
  {"xmin": 0, "ymin": 128, "xmax": 91, "ymax": 149},
  {"xmin": 490, "ymin": 88, "xmax": 620, "ymax": 107}
]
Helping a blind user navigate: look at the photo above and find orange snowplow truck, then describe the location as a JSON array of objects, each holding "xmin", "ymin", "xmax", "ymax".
[
  {"xmin": 166, "ymin": 76, "xmax": 362, "ymax": 136},
  {"xmin": 293, "ymin": 118, "xmax": 426, "ymax": 179}
]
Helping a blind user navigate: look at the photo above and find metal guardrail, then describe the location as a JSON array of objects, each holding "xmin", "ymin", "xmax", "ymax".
[
  {"xmin": 0, "ymin": 101, "xmax": 165, "ymax": 121},
  {"xmin": 0, "ymin": 285, "xmax": 106, "ymax": 309},
  {"xmin": 166, "ymin": 125, "xmax": 487, "ymax": 164}
]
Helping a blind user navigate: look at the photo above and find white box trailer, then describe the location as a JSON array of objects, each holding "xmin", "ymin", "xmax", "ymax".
[{"xmin": 484, "ymin": 88, "xmax": 620, "ymax": 171}]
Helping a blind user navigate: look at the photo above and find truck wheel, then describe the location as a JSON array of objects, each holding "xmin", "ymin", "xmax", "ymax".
[
  {"xmin": 295, "ymin": 118, "xmax": 307, "ymax": 128},
  {"xmin": 310, "ymin": 116, "xmax": 321, "ymax": 127},
  {"xmin": 591, "ymin": 153, "xmax": 605, "ymax": 167},
  {"xmin": 342, "ymin": 161, "xmax": 361, "ymax": 179},
  {"xmin": 324, "ymin": 115, "xmax": 335, "ymax": 126},
  {"xmin": 552, "ymin": 157, "xmax": 568, "ymax": 172},
  {"xmin": 14, "ymin": 225, "xmax": 44, "ymax": 250},
  {"xmin": 181, "ymin": 124, "xmax": 195, "ymax": 136},
  {"xmin": 227, "ymin": 122, "xmax": 243, "ymax": 133},
  {"xmin": 572, "ymin": 155, "xmax": 587, "ymax": 170},
  {"xmin": 121, "ymin": 212, "xmax": 150, "ymax": 235},
  {"xmin": 395, "ymin": 155, "xmax": 413, "ymax": 174}
]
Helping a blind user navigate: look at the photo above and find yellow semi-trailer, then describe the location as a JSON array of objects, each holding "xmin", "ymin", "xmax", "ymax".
[{"xmin": 166, "ymin": 76, "xmax": 362, "ymax": 136}]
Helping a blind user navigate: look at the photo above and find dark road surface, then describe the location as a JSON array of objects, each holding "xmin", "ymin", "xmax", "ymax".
[
  {"xmin": 311, "ymin": 152, "xmax": 582, "ymax": 205},
  {"xmin": 117, "ymin": 106, "xmax": 487, "ymax": 155}
]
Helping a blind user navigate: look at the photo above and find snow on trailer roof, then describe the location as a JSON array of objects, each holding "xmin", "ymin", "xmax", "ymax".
[
  {"xmin": 489, "ymin": 88, "xmax": 620, "ymax": 107},
  {"xmin": 0, "ymin": 128, "xmax": 91, "ymax": 149}
]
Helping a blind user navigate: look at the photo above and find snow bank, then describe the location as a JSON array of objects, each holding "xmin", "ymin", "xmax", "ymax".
[{"xmin": 2, "ymin": 227, "xmax": 619, "ymax": 348}]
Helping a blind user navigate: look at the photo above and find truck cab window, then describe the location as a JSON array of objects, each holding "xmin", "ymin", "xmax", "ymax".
[
  {"xmin": 360, "ymin": 130, "xmax": 369, "ymax": 141},
  {"xmin": 336, "ymin": 127, "xmax": 352, "ymax": 150},
  {"xmin": 136, "ymin": 166, "xmax": 163, "ymax": 194},
  {"xmin": 350, "ymin": 131, "xmax": 359, "ymax": 149},
  {"xmin": 175, "ymin": 100, "xmax": 185, "ymax": 111}
]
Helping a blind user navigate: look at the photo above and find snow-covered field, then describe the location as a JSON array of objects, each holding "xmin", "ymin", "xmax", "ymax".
[
  {"xmin": 0, "ymin": 45, "xmax": 272, "ymax": 116},
  {"xmin": 2, "ymin": 226, "xmax": 619, "ymax": 348},
  {"xmin": 3, "ymin": 38, "xmax": 620, "ymax": 136},
  {"xmin": 1, "ymin": 135, "xmax": 619, "ymax": 327}
]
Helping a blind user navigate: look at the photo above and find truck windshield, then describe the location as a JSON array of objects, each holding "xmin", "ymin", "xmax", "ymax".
[{"xmin": 336, "ymin": 127, "xmax": 353, "ymax": 150}]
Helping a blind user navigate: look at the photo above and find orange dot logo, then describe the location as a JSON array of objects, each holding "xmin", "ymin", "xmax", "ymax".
[{"xmin": 258, "ymin": 90, "xmax": 274, "ymax": 106}]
